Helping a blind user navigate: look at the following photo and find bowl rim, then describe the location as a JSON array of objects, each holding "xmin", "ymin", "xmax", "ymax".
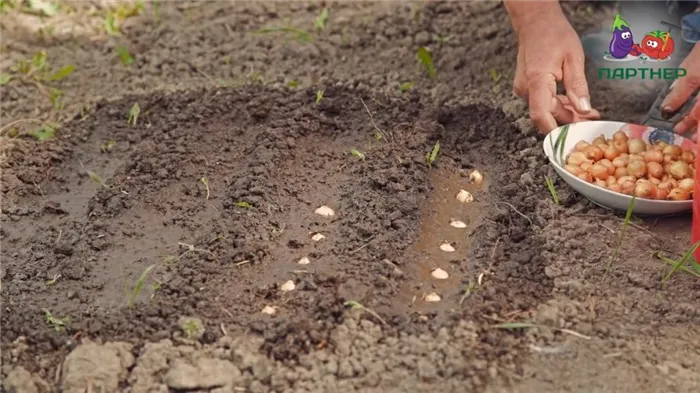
[{"xmin": 543, "ymin": 121, "xmax": 694, "ymax": 206}]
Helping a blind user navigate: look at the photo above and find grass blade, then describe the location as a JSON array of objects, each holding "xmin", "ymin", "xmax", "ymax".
[
  {"xmin": 552, "ymin": 124, "xmax": 569, "ymax": 166},
  {"xmin": 491, "ymin": 322, "xmax": 537, "ymax": 330},
  {"xmin": 47, "ymin": 64, "xmax": 75, "ymax": 81},
  {"xmin": 662, "ymin": 241, "xmax": 700, "ymax": 283},
  {"xmin": 545, "ymin": 176, "xmax": 559, "ymax": 205},
  {"xmin": 128, "ymin": 264, "xmax": 156, "ymax": 307},
  {"xmin": 659, "ymin": 256, "xmax": 700, "ymax": 278},
  {"xmin": 607, "ymin": 196, "xmax": 636, "ymax": 273},
  {"xmin": 417, "ymin": 47, "xmax": 436, "ymax": 79}
]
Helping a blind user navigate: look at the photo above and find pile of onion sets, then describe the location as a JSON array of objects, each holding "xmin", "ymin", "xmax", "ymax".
[{"xmin": 564, "ymin": 131, "xmax": 696, "ymax": 201}]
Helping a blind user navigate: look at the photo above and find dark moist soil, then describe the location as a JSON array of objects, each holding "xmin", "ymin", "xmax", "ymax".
[{"xmin": 2, "ymin": 2, "xmax": 700, "ymax": 393}]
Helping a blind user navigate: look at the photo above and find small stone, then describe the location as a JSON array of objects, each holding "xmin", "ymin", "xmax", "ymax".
[
  {"xmin": 5, "ymin": 367, "xmax": 38, "ymax": 393},
  {"xmin": 310, "ymin": 233, "xmax": 325, "ymax": 241},
  {"xmin": 415, "ymin": 31, "xmax": 431, "ymax": 45},
  {"xmin": 262, "ymin": 306, "xmax": 277, "ymax": 315},
  {"xmin": 456, "ymin": 189, "xmax": 474, "ymax": 203},
  {"xmin": 431, "ymin": 268, "xmax": 449, "ymax": 280},
  {"xmin": 315, "ymin": 206, "xmax": 335, "ymax": 217},
  {"xmin": 449, "ymin": 220, "xmax": 467, "ymax": 228},
  {"xmin": 425, "ymin": 293, "xmax": 441, "ymax": 302},
  {"xmin": 281, "ymin": 280, "xmax": 295, "ymax": 292},
  {"xmin": 439, "ymin": 242, "xmax": 455, "ymax": 252},
  {"xmin": 298, "ymin": 256, "xmax": 310, "ymax": 265}
]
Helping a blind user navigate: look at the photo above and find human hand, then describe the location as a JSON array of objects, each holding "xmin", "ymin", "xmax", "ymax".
[
  {"xmin": 508, "ymin": 3, "xmax": 601, "ymax": 133},
  {"xmin": 661, "ymin": 42, "xmax": 699, "ymax": 138}
]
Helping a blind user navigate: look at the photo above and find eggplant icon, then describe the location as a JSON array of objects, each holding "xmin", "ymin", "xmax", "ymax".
[{"xmin": 609, "ymin": 14, "xmax": 635, "ymax": 59}]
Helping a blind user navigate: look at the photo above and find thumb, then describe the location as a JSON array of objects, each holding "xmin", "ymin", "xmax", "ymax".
[
  {"xmin": 661, "ymin": 78, "xmax": 699, "ymax": 118},
  {"xmin": 661, "ymin": 46, "xmax": 700, "ymax": 118},
  {"xmin": 562, "ymin": 53, "xmax": 592, "ymax": 114}
]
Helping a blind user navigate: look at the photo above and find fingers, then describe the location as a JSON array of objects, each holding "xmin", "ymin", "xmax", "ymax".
[
  {"xmin": 661, "ymin": 44, "xmax": 700, "ymax": 118},
  {"xmin": 513, "ymin": 44, "xmax": 528, "ymax": 99},
  {"xmin": 673, "ymin": 100, "xmax": 700, "ymax": 135},
  {"xmin": 527, "ymin": 72, "xmax": 558, "ymax": 133},
  {"xmin": 551, "ymin": 96, "xmax": 601, "ymax": 125},
  {"xmin": 674, "ymin": 116, "xmax": 698, "ymax": 134},
  {"xmin": 562, "ymin": 52, "xmax": 592, "ymax": 114}
]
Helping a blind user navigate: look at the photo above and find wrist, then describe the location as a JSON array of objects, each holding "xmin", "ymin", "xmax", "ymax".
[{"xmin": 505, "ymin": 1, "xmax": 564, "ymax": 34}]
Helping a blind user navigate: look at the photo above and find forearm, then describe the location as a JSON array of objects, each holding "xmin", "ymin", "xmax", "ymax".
[{"xmin": 504, "ymin": 1, "xmax": 564, "ymax": 34}]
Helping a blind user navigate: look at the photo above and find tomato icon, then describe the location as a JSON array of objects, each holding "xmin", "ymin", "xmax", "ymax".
[{"xmin": 637, "ymin": 30, "xmax": 675, "ymax": 60}]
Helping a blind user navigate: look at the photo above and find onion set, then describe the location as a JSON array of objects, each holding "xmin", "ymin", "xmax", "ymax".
[{"xmin": 565, "ymin": 132, "xmax": 696, "ymax": 201}]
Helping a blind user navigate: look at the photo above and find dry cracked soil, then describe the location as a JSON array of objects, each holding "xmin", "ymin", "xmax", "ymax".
[{"xmin": 1, "ymin": 1, "xmax": 699, "ymax": 393}]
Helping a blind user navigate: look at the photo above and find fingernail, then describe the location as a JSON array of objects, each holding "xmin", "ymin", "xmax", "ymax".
[
  {"xmin": 661, "ymin": 106, "xmax": 674, "ymax": 119},
  {"xmin": 578, "ymin": 97, "xmax": 591, "ymax": 112}
]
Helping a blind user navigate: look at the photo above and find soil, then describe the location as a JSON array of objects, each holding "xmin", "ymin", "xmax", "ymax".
[{"xmin": 2, "ymin": 2, "xmax": 699, "ymax": 393}]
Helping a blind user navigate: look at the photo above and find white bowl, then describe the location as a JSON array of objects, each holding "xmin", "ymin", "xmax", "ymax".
[{"xmin": 543, "ymin": 121, "xmax": 695, "ymax": 216}]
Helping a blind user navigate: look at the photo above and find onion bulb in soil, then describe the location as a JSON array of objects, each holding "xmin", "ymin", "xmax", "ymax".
[
  {"xmin": 425, "ymin": 293, "xmax": 441, "ymax": 302},
  {"xmin": 565, "ymin": 133, "xmax": 696, "ymax": 201},
  {"xmin": 468, "ymin": 170, "xmax": 484, "ymax": 185},
  {"xmin": 456, "ymin": 189, "xmax": 474, "ymax": 203}
]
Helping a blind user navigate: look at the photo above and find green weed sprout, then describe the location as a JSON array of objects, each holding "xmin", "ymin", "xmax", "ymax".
[
  {"xmin": 426, "ymin": 140, "xmax": 440, "ymax": 167},
  {"xmin": 545, "ymin": 176, "xmax": 559, "ymax": 204},
  {"xmin": 117, "ymin": 46, "xmax": 134, "ymax": 66},
  {"xmin": 314, "ymin": 8, "xmax": 328, "ymax": 31},
  {"xmin": 100, "ymin": 140, "xmax": 116, "ymax": 153},
  {"xmin": 606, "ymin": 196, "xmax": 636, "ymax": 274},
  {"xmin": 127, "ymin": 264, "xmax": 156, "ymax": 307},
  {"xmin": 350, "ymin": 149, "xmax": 365, "ymax": 161},
  {"xmin": 398, "ymin": 82, "xmax": 414, "ymax": 92},
  {"xmin": 417, "ymin": 47, "xmax": 436, "ymax": 79},
  {"xmin": 128, "ymin": 103, "xmax": 140, "ymax": 125},
  {"xmin": 315, "ymin": 89, "xmax": 324, "ymax": 104},
  {"xmin": 3, "ymin": 51, "xmax": 75, "ymax": 108},
  {"xmin": 43, "ymin": 309, "xmax": 70, "ymax": 332},
  {"xmin": 199, "ymin": 177, "xmax": 210, "ymax": 200},
  {"xmin": 86, "ymin": 170, "xmax": 109, "ymax": 188},
  {"xmin": 235, "ymin": 201, "xmax": 253, "ymax": 208},
  {"xmin": 344, "ymin": 300, "xmax": 387, "ymax": 325},
  {"xmin": 661, "ymin": 241, "xmax": 700, "ymax": 284},
  {"xmin": 255, "ymin": 26, "xmax": 313, "ymax": 43},
  {"xmin": 30, "ymin": 124, "xmax": 55, "ymax": 141},
  {"xmin": 46, "ymin": 273, "xmax": 61, "ymax": 286},
  {"xmin": 491, "ymin": 321, "xmax": 591, "ymax": 340}
]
